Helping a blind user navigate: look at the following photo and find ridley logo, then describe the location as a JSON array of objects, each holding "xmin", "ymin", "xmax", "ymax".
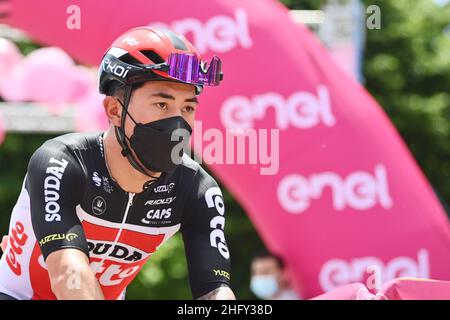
[
  {"xmin": 145, "ymin": 197, "xmax": 176, "ymax": 206},
  {"xmin": 6, "ymin": 221, "xmax": 28, "ymax": 276}
]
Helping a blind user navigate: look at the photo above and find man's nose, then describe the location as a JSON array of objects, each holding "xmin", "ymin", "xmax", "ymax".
[{"xmin": 168, "ymin": 107, "xmax": 183, "ymax": 118}]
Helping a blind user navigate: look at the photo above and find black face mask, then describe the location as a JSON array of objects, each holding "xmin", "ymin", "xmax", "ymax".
[{"xmin": 127, "ymin": 116, "xmax": 192, "ymax": 173}]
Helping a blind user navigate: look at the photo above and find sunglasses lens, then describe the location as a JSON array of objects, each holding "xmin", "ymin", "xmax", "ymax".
[{"xmin": 167, "ymin": 53, "xmax": 222, "ymax": 86}]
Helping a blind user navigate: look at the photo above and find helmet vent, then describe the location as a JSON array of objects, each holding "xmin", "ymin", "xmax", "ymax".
[
  {"xmin": 117, "ymin": 50, "xmax": 164, "ymax": 66},
  {"xmin": 140, "ymin": 50, "xmax": 165, "ymax": 64}
]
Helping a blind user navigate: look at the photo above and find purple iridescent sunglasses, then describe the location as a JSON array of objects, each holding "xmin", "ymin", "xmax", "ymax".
[{"xmin": 143, "ymin": 52, "xmax": 223, "ymax": 86}]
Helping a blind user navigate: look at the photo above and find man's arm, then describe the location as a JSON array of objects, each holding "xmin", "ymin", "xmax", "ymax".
[
  {"xmin": 181, "ymin": 167, "xmax": 236, "ymax": 300},
  {"xmin": 27, "ymin": 140, "xmax": 103, "ymax": 300},
  {"xmin": 0, "ymin": 235, "xmax": 102, "ymax": 298},
  {"xmin": 46, "ymin": 249, "xmax": 104, "ymax": 300},
  {"xmin": 197, "ymin": 285, "xmax": 236, "ymax": 300}
]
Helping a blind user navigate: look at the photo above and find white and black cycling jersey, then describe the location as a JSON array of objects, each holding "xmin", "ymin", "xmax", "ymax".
[{"xmin": 0, "ymin": 132, "xmax": 231, "ymax": 300}]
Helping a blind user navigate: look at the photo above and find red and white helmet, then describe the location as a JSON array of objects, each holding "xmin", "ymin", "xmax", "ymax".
[{"xmin": 98, "ymin": 26, "xmax": 207, "ymax": 95}]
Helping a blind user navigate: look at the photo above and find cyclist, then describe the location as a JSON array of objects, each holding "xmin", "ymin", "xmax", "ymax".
[{"xmin": 0, "ymin": 26, "xmax": 235, "ymax": 300}]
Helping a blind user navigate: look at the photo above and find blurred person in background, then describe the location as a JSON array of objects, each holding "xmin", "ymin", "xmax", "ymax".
[{"xmin": 250, "ymin": 249, "xmax": 301, "ymax": 300}]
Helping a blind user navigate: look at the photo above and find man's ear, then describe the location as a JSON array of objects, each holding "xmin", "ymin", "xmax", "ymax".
[{"xmin": 103, "ymin": 96, "xmax": 122, "ymax": 127}]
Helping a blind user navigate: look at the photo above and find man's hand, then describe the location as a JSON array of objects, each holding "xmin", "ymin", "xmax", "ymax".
[
  {"xmin": 46, "ymin": 249, "xmax": 104, "ymax": 300},
  {"xmin": 1, "ymin": 235, "xmax": 8, "ymax": 252},
  {"xmin": 197, "ymin": 285, "xmax": 236, "ymax": 300}
]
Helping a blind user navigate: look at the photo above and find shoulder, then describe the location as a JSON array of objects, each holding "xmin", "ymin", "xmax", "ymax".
[
  {"xmin": 178, "ymin": 154, "xmax": 220, "ymax": 197},
  {"xmin": 32, "ymin": 131, "xmax": 99, "ymax": 154},
  {"xmin": 25, "ymin": 133, "xmax": 97, "ymax": 199},
  {"xmin": 28, "ymin": 132, "xmax": 101, "ymax": 175},
  {"xmin": 176, "ymin": 155, "xmax": 225, "ymax": 220},
  {"xmin": 178, "ymin": 155, "xmax": 225, "ymax": 232},
  {"xmin": 51, "ymin": 131, "xmax": 103, "ymax": 152}
]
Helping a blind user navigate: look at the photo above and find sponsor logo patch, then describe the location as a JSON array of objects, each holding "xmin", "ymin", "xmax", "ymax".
[
  {"xmin": 92, "ymin": 196, "xmax": 107, "ymax": 216},
  {"xmin": 39, "ymin": 233, "xmax": 78, "ymax": 246}
]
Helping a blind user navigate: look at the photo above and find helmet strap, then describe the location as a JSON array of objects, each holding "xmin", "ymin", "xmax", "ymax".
[{"xmin": 113, "ymin": 85, "xmax": 160, "ymax": 187}]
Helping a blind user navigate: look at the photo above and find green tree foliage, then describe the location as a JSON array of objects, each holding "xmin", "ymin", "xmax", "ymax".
[
  {"xmin": 0, "ymin": 134, "xmax": 55, "ymax": 237},
  {"xmin": 280, "ymin": 0, "xmax": 325, "ymax": 10},
  {"xmin": 362, "ymin": 0, "xmax": 450, "ymax": 205}
]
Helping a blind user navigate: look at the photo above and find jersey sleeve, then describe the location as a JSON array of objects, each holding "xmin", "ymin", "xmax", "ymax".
[
  {"xmin": 26, "ymin": 139, "xmax": 89, "ymax": 261},
  {"xmin": 180, "ymin": 168, "xmax": 232, "ymax": 299}
]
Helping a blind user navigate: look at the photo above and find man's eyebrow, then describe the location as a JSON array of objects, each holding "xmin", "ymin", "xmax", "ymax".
[
  {"xmin": 151, "ymin": 92, "xmax": 175, "ymax": 100},
  {"xmin": 151, "ymin": 92, "xmax": 198, "ymax": 103},
  {"xmin": 185, "ymin": 96, "xmax": 199, "ymax": 103}
]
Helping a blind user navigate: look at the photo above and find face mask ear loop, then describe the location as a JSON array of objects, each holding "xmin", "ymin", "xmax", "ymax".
[
  {"xmin": 113, "ymin": 85, "xmax": 160, "ymax": 184},
  {"xmin": 117, "ymin": 98, "xmax": 139, "ymax": 127}
]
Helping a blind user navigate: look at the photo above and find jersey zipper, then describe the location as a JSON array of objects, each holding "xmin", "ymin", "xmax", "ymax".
[
  {"xmin": 112, "ymin": 192, "xmax": 135, "ymax": 246},
  {"xmin": 93, "ymin": 192, "xmax": 135, "ymax": 272}
]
